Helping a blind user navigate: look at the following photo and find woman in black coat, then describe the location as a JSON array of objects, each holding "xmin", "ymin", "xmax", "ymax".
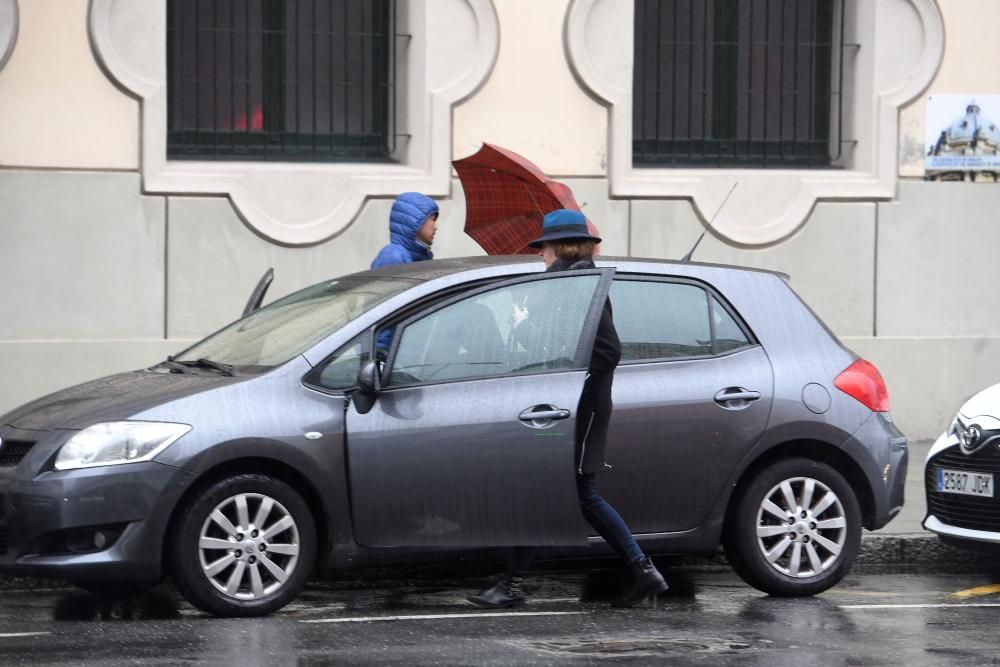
[{"xmin": 468, "ymin": 209, "xmax": 667, "ymax": 609}]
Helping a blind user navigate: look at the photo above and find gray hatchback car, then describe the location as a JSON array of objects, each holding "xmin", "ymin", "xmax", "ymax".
[{"xmin": 0, "ymin": 256, "xmax": 907, "ymax": 616}]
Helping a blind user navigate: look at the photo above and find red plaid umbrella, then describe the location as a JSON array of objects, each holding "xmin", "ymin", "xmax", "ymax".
[{"xmin": 453, "ymin": 143, "xmax": 600, "ymax": 255}]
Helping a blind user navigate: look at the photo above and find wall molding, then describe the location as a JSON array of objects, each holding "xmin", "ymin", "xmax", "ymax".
[
  {"xmin": 88, "ymin": 0, "xmax": 499, "ymax": 245},
  {"xmin": 565, "ymin": 0, "xmax": 945, "ymax": 245},
  {"xmin": 0, "ymin": 0, "xmax": 17, "ymax": 72}
]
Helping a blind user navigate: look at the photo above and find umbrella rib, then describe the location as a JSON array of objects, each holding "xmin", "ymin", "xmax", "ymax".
[{"xmin": 521, "ymin": 181, "xmax": 545, "ymax": 217}]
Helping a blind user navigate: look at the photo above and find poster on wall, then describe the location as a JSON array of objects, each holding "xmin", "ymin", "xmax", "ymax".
[{"xmin": 925, "ymin": 95, "xmax": 1000, "ymax": 181}]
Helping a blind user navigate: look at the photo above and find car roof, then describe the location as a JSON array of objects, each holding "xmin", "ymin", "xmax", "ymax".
[{"xmin": 360, "ymin": 255, "xmax": 790, "ymax": 282}]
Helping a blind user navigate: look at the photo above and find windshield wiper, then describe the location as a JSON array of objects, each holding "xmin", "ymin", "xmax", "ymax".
[
  {"xmin": 157, "ymin": 359, "xmax": 191, "ymax": 374},
  {"xmin": 175, "ymin": 358, "xmax": 240, "ymax": 377}
]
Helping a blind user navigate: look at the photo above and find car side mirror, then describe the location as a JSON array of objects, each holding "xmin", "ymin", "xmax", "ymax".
[
  {"xmin": 357, "ymin": 360, "xmax": 382, "ymax": 393},
  {"xmin": 353, "ymin": 360, "xmax": 381, "ymax": 414}
]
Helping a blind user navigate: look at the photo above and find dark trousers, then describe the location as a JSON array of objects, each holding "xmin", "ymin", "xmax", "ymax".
[{"xmin": 508, "ymin": 473, "xmax": 644, "ymax": 574}]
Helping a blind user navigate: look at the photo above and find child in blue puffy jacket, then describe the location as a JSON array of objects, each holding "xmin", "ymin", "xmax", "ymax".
[
  {"xmin": 370, "ymin": 192, "xmax": 439, "ymax": 268},
  {"xmin": 370, "ymin": 192, "xmax": 440, "ymax": 353}
]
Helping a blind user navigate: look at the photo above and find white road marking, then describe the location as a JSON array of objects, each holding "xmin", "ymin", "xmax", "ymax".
[
  {"xmin": 0, "ymin": 632, "xmax": 51, "ymax": 638},
  {"xmin": 840, "ymin": 603, "xmax": 1000, "ymax": 610},
  {"xmin": 302, "ymin": 611, "xmax": 587, "ymax": 624}
]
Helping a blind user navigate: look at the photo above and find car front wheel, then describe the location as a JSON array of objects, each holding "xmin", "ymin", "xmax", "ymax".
[
  {"xmin": 724, "ymin": 458, "xmax": 861, "ymax": 597},
  {"xmin": 169, "ymin": 473, "xmax": 316, "ymax": 617}
]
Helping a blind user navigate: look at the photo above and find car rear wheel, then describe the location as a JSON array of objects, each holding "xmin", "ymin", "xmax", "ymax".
[
  {"xmin": 169, "ymin": 474, "xmax": 316, "ymax": 617},
  {"xmin": 724, "ymin": 458, "xmax": 861, "ymax": 597}
]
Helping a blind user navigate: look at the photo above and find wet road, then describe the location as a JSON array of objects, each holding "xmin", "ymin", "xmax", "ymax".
[{"xmin": 1, "ymin": 567, "xmax": 1000, "ymax": 666}]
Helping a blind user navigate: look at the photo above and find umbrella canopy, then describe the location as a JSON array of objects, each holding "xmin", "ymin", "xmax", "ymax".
[{"xmin": 453, "ymin": 143, "xmax": 599, "ymax": 255}]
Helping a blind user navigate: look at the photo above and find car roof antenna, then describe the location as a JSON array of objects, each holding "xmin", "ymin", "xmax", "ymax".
[{"xmin": 681, "ymin": 182, "xmax": 738, "ymax": 262}]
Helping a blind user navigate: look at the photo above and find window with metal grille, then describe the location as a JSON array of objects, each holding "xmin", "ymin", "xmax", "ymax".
[
  {"xmin": 633, "ymin": 0, "xmax": 844, "ymax": 168},
  {"xmin": 167, "ymin": 0, "xmax": 395, "ymax": 162}
]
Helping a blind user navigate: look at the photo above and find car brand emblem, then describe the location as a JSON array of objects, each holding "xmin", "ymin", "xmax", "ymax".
[{"xmin": 960, "ymin": 424, "xmax": 983, "ymax": 455}]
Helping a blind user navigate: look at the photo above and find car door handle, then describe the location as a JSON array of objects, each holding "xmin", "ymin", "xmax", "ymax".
[
  {"xmin": 519, "ymin": 405, "xmax": 571, "ymax": 423},
  {"xmin": 714, "ymin": 388, "xmax": 761, "ymax": 406}
]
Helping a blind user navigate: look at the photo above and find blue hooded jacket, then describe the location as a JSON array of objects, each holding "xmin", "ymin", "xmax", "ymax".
[
  {"xmin": 371, "ymin": 192, "xmax": 439, "ymax": 352},
  {"xmin": 370, "ymin": 192, "xmax": 439, "ymax": 269}
]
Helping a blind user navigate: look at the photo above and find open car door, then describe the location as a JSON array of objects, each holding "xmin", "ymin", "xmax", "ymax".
[{"xmin": 346, "ymin": 268, "xmax": 615, "ymax": 548}]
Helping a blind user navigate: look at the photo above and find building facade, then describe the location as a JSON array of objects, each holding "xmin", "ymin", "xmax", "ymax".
[{"xmin": 0, "ymin": 0, "xmax": 998, "ymax": 439}]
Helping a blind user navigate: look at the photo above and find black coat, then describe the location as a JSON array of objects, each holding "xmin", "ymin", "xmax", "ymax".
[{"xmin": 546, "ymin": 257, "xmax": 621, "ymax": 474}]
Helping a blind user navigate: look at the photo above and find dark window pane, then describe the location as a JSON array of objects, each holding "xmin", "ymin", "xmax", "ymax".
[
  {"xmin": 611, "ymin": 281, "xmax": 712, "ymax": 361},
  {"xmin": 167, "ymin": 0, "xmax": 394, "ymax": 162},
  {"xmin": 633, "ymin": 0, "xmax": 839, "ymax": 167}
]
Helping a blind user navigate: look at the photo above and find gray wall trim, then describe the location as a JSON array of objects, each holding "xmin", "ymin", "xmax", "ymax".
[{"xmin": 0, "ymin": 0, "xmax": 19, "ymax": 72}]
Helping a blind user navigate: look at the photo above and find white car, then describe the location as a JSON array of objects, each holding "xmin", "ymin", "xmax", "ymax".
[{"xmin": 924, "ymin": 383, "xmax": 1000, "ymax": 548}]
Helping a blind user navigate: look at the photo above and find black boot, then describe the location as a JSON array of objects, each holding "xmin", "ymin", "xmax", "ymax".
[
  {"xmin": 467, "ymin": 573, "xmax": 526, "ymax": 608},
  {"xmin": 612, "ymin": 556, "xmax": 668, "ymax": 608}
]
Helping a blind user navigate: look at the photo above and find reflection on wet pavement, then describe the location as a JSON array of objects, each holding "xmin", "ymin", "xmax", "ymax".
[
  {"xmin": 52, "ymin": 590, "xmax": 180, "ymax": 622},
  {"xmin": 0, "ymin": 570, "xmax": 998, "ymax": 665}
]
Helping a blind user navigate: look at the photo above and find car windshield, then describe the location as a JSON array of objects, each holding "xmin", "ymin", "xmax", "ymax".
[{"xmin": 173, "ymin": 276, "xmax": 418, "ymax": 370}]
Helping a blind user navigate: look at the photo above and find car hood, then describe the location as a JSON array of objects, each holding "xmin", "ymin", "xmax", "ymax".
[
  {"xmin": 960, "ymin": 382, "xmax": 1000, "ymax": 421},
  {"xmin": 0, "ymin": 370, "xmax": 242, "ymax": 431}
]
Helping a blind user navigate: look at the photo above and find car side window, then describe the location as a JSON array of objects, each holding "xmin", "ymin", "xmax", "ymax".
[
  {"xmin": 305, "ymin": 334, "xmax": 367, "ymax": 391},
  {"xmin": 388, "ymin": 274, "xmax": 601, "ymax": 385},
  {"xmin": 611, "ymin": 279, "xmax": 753, "ymax": 362}
]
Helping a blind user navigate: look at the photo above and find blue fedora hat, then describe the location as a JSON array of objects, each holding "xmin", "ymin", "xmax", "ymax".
[{"xmin": 528, "ymin": 209, "xmax": 601, "ymax": 248}]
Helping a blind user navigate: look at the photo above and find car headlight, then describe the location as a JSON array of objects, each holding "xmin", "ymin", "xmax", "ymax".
[{"xmin": 54, "ymin": 421, "xmax": 191, "ymax": 471}]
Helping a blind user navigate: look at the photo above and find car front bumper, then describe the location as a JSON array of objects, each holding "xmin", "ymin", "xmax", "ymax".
[
  {"xmin": 0, "ymin": 455, "xmax": 198, "ymax": 582},
  {"xmin": 923, "ymin": 430, "xmax": 1000, "ymax": 544},
  {"xmin": 923, "ymin": 515, "xmax": 1000, "ymax": 544}
]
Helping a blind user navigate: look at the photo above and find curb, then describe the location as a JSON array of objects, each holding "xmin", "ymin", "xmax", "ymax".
[
  {"xmin": 0, "ymin": 533, "xmax": 992, "ymax": 591},
  {"xmin": 667, "ymin": 533, "xmax": 997, "ymax": 572},
  {"xmin": 856, "ymin": 532, "xmax": 995, "ymax": 570}
]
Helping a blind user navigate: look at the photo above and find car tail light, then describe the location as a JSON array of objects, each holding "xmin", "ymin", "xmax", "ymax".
[{"xmin": 834, "ymin": 359, "xmax": 890, "ymax": 412}]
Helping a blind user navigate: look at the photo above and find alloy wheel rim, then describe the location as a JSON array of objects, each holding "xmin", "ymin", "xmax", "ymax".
[
  {"xmin": 197, "ymin": 492, "xmax": 301, "ymax": 600},
  {"xmin": 754, "ymin": 476, "xmax": 847, "ymax": 578}
]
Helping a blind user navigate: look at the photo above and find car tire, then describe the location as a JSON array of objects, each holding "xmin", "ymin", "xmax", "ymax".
[
  {"xmin": 724, "ymin": 458, "xmax": 861, "ymax": 597},
  {"xmin": 169, "ymin": 473, "xmax": 316, "ymax": 617}
]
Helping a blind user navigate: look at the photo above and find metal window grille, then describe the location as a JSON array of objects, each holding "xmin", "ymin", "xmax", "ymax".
[
  {"xmin": 633, "ymin": 0, "xmax": 845, "ymax": 168},
  {"xmin": 167, "ymin": 0, "xmax": 395, "ymax": 162}
]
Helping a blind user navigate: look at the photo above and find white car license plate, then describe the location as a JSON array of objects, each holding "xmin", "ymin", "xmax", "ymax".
[{"xmin": 937, "ymin": 468, "xmax": 994, "ymax": 497}]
